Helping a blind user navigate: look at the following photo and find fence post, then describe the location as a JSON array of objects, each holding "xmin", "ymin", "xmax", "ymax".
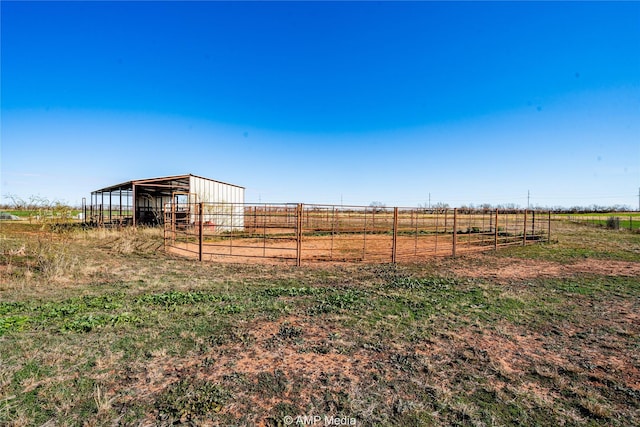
[
  {"xmin": 494, "ymin": 209, "xmax": 499, "ymax": 250},
  {"xmin": 392, "ymin": 207, "xmax": 398, "ymax": 263},
  {"xmin": 163, "ymin": 204, "xmax": 168, "ymax": 253},
  {"xmin": 452, "ymin": 208, "xmax": 457, "ymax": 257},
  {"xmin": 548, "ymin": 211, "xmax": 552, "ymax": 243},
  {"xmin": 296, "ymin": 203, "xmax": 303, "ymax": 267},
  {"xmin": 198, "ymin": 202, "xmax": 204, "ymax": 261},
  {"xmin": 362, "ymin": 208, "xmax": 367, "ymax": 261},
  {"xmin": 532, "ymin": 210, "xmax": 535, "ymax": 236},
  {"xmin": 132, "ymin": 184, "xmax": 136, "ymax": 226},
  {"xmin": 522, "ymin": 209, "xmax": 528, "ymax": 246},
  {"xmin": 171, "ymin": 199, "xmax": 176, "ymax": 245}
]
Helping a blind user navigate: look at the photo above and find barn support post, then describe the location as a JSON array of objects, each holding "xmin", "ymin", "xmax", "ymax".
[
  {"xmin": 296, "ymin": 203, "xmax": 303, "ymax": 267},
  {"xmin": 132, "ymin": 184, "xmax": 137, "ymax": 227},
  {"xmin": 452, "ymin": 208, "xmax": 458, "ymax": 257},
  {"xmin": 198, "ymin": 202, "xmax": 204, "ymax": 261},
  {"xmin": 163, "ymin": 204, "xmax": 167, "ymax": 253},
  {"xmin": 171, "ymin": 197, "xmax": 176, "ymax": 244},
  {"xmin": 523, "ymin": 210, "xmax": 528, "ymax": 246},
  {"xmin": 391, "ymin": 207, "xmax": 399, "ymax": 263}
]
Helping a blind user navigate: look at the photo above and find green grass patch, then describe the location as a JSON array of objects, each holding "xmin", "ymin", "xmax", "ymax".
[
  {"xmin": 135, "ymin": 290, "xmax": 228, "ymax": 306},
  {"xmin": 0, "ymin": 315, "xmax": 32, "ymax": 335}
]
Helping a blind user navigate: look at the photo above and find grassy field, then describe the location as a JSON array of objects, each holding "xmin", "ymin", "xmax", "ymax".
[
  {"xmin": 0, "ymin": 220, "xmax": 639, "ymax": 426},
  {"xmin": 556, "ymin": 212, "xmax": 640, "ymax": 232},
  {"xmin": 0, "ymin": 209, "xmax": 82, "ymax": 220}
]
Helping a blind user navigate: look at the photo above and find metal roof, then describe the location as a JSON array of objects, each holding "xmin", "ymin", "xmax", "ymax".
[{"xmin": 92, "ymin": 174, "xmax": 245, "ymax": 194}]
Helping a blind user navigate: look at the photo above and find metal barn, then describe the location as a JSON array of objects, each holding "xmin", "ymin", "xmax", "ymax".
[{"xmin": 87, "ymin": 174, "xmax": 244, "ymax": 227}]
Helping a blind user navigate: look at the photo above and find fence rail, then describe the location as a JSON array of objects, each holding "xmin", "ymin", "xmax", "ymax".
[
  {"xmin": 564, "ymin": 214, "xmax": 640, "ymax": 232},
  {"xmin": 164, "ymin": 203, "xmax": 552, "ymax": 266}
]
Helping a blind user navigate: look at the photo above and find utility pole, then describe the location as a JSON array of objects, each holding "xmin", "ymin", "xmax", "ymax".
[
  {"xmin": 428, "ymin": 193, "xmax": 431, "ymax": 209},
  {"xmin": 527, "ymin": 190, "xmax": 530, "ymax": 210}
]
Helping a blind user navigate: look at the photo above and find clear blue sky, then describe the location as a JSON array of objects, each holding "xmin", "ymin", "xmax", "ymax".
[{"xmin": 2, "ymin": 1, "xmax": 639, "ymax": 208}]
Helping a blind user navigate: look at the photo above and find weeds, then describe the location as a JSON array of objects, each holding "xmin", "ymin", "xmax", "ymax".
[
  {"xmin": 155, "ymin": 379, "xmax": 230, "ymax": 423},
  {"xmin": 0, "ymin": 316, "xmax": 30, "ymax": 335},
  {"xmin": 387, "ymin": 276, "xmax": 457, "ymax": 290},
  {"xmin": 276, "ymin": 323, "xmax": 303, "ymax": 340},
  {"xmin": 61, "ymin": 312, "xmax": 140, "ymax": 332},
  {"xmin": 0, "ymin": 220, "xmax": 638, "ymax": 426},
  {"xmin": 311, "ymin": 289, "xmax": 365, "ymax": 314},
  {"xmin": 93, "ymin": 384, "xmax": 114, "ymax": 417},
  {"xmin": 260, "ymin": 286, "xmax": 323, "ymax": 297},
  {"xmin": 135, "ymin": 290, "xmax": 226, "ymax": 307},
  {"xmin": 254, "ymin": 370, "xmax": 288, "ymax": 396}
]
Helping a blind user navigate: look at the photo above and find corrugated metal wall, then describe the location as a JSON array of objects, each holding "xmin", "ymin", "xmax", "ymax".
[{"xmin": 190, "ymin": 176, "xmax": 245, "ymax": 231}]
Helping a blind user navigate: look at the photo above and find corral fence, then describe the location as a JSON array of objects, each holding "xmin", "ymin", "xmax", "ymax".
[
  {"xmin": 564, "ymin": 214, "xmax": 640, "ymax": 232},
  {"xmin": 164, "ymin": 203, "xmax": 552, "ymax": 266}
]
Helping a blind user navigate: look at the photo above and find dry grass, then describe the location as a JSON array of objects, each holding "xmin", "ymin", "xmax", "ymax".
[{"xmin": 0, "ymin": 220, "xmax": 639, "ymax": 426}]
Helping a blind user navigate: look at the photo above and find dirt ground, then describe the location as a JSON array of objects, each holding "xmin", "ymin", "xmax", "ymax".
[
  {"xmin": 167, "ymin": 233, "xmax": 513, "ymax": 265},
  {"xmin": 445, "ymin": 257, "xmax": 640, "ymax": 281}
]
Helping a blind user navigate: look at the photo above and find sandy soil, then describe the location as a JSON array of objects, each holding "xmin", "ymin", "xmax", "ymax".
[
  {"xmin": 446, "ymin": 257, "xmax": 640, "ymax": 281},
  {"xmin": 166, "ymin": 233, "xmax": 512, "ymax": 265}
]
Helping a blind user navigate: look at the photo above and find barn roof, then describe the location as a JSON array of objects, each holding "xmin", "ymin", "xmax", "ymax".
[{"xmin": 92, "ymin": 174, "xmax": 245, "ymax": 194}]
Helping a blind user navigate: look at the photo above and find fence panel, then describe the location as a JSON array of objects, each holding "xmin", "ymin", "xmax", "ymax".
[{"xmin": 164, "ymin": 203, "xmax": 551, "ymax": 265}]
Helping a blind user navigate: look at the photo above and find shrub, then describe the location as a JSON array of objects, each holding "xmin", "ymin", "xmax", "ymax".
[{"xmin": 606, "ymin": 216, "xmax": 620, "ymax": 230}]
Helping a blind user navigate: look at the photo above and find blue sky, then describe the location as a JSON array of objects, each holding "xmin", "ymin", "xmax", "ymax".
[{"xmin": 2, "ymin": 1, "xmax": 639, "ymax": 208}]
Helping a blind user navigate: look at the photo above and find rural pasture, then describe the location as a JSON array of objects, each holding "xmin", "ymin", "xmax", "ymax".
[{"xmin": 0, "ymin": 217, "xmax": 639, "ymax": 426}]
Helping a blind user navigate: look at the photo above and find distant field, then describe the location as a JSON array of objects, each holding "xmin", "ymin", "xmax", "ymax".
[
  {"xmin": 556, "ymin": 212, "xmax": 640, "ymax": 231},
  {"xmin": 1, "ymin": 210, "xmax": 32, "ymax": 218},
  {"xmin": 0, "ymin": 209, "xmax": 82, "ymax": 219},
  {"xmin": 1, "ymin": 221, "xmax": 639, "ymax": 426}
]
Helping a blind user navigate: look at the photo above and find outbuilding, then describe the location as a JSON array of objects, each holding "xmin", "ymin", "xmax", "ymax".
[{"xmin": 88, "ymin": 174, "xmax": 244, "ymax": 226}]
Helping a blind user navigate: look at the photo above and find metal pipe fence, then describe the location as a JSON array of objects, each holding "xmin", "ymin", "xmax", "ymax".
[
  {"xmin": 564, "ymin": 214, "xmax": 640, "ymax": 232},
  {"xmin": 164, "ymin": 203, "xmax": 552, "ymax": 266}
]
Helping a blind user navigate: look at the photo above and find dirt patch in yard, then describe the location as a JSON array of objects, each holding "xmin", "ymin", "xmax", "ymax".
[
  {"xmin": 124, "ymin": 316, "xmax": 380, "ymax": 423},
  {"xmin": 445, "ymin": 257, "xmax": 640, "ymax": 281}
]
